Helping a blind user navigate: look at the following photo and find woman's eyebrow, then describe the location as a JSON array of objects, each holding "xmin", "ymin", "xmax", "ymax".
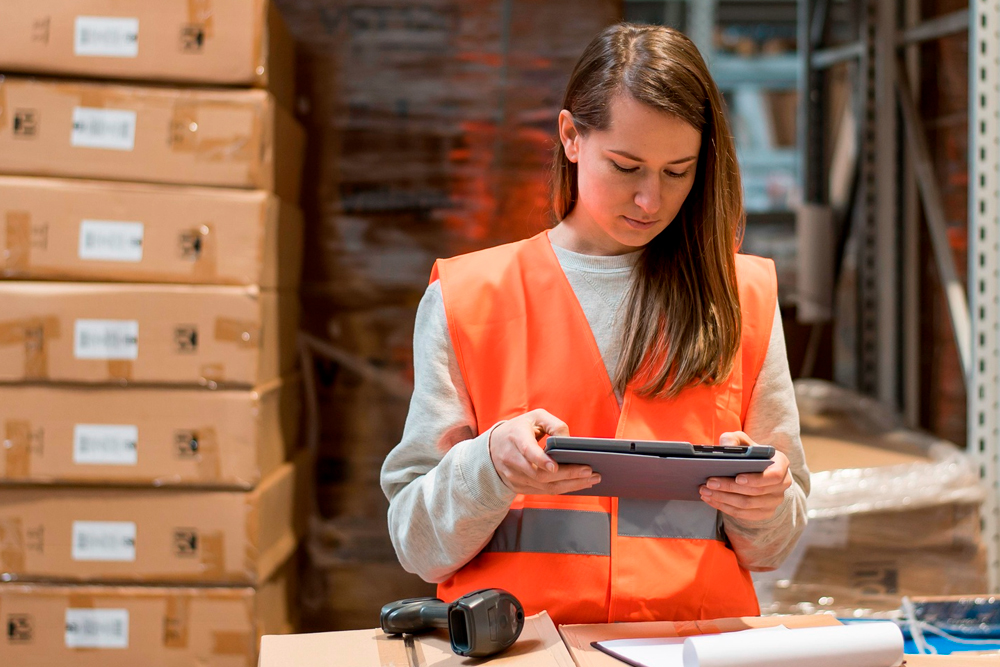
[{"xmin": 607, "ymin": 149, "xmax": 698, "ymax": 165}]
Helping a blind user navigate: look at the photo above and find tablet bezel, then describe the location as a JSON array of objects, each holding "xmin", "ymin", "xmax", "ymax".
[{"xmin": 543, "ymin": 436, "xmax": 775, "ymax": 501}]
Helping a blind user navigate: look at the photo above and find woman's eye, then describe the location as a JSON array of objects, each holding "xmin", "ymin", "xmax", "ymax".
[
  {"xmin": 666, "ymin": 169, "xmax": 691, "ymax": 179},
  {"xmin": 611, "ymin": 161, "xmax": 638, "ymax": 174}
]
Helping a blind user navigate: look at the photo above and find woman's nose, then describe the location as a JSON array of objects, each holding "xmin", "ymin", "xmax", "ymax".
[{"xmin": 634, "ymin": 178, "xmax": 662, "ymax": 216}]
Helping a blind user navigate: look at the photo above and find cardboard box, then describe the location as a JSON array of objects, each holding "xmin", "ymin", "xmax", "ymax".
[
  {"xmin": 0, "ymin": 177, "xmax": 303, "ymax": 287},
  {"xmin": 759, "ymin": 545, "xmax": 990, "ymax": 616},
  {"xmin": 0, "ymin": 456, "xmax": 305, "ymax": 584},
  {"xmin": 787, "ymin": 545, "xmax": 988, "ymax": 600},
  {"xmin": 0, "ymin": 77, "xmax": 304, "ymax": 200},
  {"xmin": 0, "ymin": 377, "xmax": 300, "ymax": 487},
  {"xmin": 808, "ymin": 504, "xmax": 982, "ymax": 550},
  {"xmin": 0, "ymin": 282, "xmax": 299, "ymax": 386},
  {"xmin": 0, "ymin": 0, "xmax": 296, "ymax": 109},
  {"xmin": 259, "ymin": 611, "xmax": 574, "ymax": 667},
  {"xmin": 0, "ymin": 566, "xmax": 293, "ymax": 667}
]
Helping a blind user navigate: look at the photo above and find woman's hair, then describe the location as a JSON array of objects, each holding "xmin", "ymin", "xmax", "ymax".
[{"xmin": 552, "ymin": 22, "xmax": 744, "ymax": 399}]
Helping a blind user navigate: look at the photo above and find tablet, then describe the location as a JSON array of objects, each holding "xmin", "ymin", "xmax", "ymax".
[{"xmin": 543, "ymin": 436, "xmax": 774, "ymax": 501}]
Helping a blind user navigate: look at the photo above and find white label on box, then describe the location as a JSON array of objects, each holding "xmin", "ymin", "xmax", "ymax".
[
  {"xmin": 74, "ymin": 17, "xmax": 139, "ymax": 58},
  {"xmin": 72, "ymin": 521, "xmax": 136, "ymax": 562},
  {"xmin": 74, "ymin": 320, "xmax": 139, "ymax": 360},
  {"xmin": 73, "ymin": 424, "xmax": 139, "ymax": 466},
  {"xmin": 71, "ymin": 107, "xmax": 137, "ymax": 151},
  {"xmin": 65, "ymin": 608, "xmax": 130, "ymax": 649},
  {"xmin": 78, "ymin": 220, "xmax": 144, "ymax": 262}
]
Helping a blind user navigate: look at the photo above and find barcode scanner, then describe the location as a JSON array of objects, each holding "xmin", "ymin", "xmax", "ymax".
[{"xmin": 379, "ymin": 588, "xmax": 525, "ymax": 657}]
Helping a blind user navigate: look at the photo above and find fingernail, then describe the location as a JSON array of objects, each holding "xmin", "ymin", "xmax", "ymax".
[
  {"xmin": 590, "ymin": 475, "xmax": 601, "ymax": 484},
  {"xmin": 579, "ymin": 468, "xmax": 592, "ymax": 478},
  {"xmin": 546, "ymin": 462, "xmax": 556, "ymax": 472},
  {"xmin": 736, "ymin": 476, "xmax": 748, "ymax": 484},
  {"xmin": 707, "ymin": 480, "xmax": 720, "ymax": 490},
  {"xmin": 701, "ymin": 489, "xmax": 712, "ymax": 497}
]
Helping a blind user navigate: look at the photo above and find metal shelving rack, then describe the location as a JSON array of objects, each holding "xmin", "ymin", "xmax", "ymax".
[
  {"xmin": 801, "ymin": 0, "xmax": 1000, "ymax": 591},
  {"xmin": 969, "ymin": 0, "xmax": 1000, "ymax": 594}
]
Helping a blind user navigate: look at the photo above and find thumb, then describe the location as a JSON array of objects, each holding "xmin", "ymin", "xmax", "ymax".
[{"xmin": 528, "ymin": 409, "xmax": 570, "ymax": 440}]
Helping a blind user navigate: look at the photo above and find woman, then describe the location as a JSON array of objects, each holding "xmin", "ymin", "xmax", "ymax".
[{"xmin": 381, "ymin": 23, "xmax": 809, "ymax": 625}]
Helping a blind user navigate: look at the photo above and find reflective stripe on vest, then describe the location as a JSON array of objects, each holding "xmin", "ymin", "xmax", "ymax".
[
  {"xmin": 483, "ymin": 508, "xmax": 611, "ymax": 555},
  {"xmin": 482, "ymin": 501, "xmax": 723, "ymax": 556},
  {"xmin": 617, "ymin": 499, "xmax": 724, "ymax": 541}
]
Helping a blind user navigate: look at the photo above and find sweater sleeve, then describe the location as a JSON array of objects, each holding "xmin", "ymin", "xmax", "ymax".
[
  {"xmin": 380, "ymin": 281, "xmax": 517, "ymax": 583},
  {"xmin": 722, "ymin": 302, "xmax": 811, "ymax": 571}
]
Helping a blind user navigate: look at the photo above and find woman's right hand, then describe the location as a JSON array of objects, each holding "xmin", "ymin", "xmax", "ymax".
[{"xmin": 489, "ymin": 409, "xmax": 602, "ymax": 495}]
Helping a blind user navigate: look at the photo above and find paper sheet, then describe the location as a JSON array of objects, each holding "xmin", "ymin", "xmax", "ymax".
[{"xmin": 594, "ymin": 622, "xmax": 904, "ymax": 667}]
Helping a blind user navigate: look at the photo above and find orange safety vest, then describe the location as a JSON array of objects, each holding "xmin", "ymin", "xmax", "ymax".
[{"xmin": 429, "ymin": 231, "xmax": 776, "ymax": 625}]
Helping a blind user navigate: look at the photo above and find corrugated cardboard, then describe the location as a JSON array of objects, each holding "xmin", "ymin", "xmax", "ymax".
[
  {"xmin": 0, "ymin": 565, "xmax": 292, "ymax": 667},
  {"xmin": 0, "ymin": 376, "xmax": 300, "ymax": 487},
  {"xmin": 0, "ymin": 456, "xmax": 305, "ymax": 584},
  {"xmin": 0, "ymin": 282, "xmax": 299, "ymax": 386},
  {"xmin": 0, "ymin": 77, "xmax": 304, "ymax": 201},
  {"xmin": 259, "ymin": 611, "xmax": 574, "ymax": 667},
  {"xmin": 0, "ymin": 177, "xmax": 303, "ymax": 287},
  {"xmin": 0, "ymin": 0, "xmax": 296, "ymax": 109}
]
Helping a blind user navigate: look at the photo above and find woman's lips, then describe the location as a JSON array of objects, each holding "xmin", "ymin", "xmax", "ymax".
[{"xmin": 623, "ymin": 215, "xmax": 659, "ymax": 229}]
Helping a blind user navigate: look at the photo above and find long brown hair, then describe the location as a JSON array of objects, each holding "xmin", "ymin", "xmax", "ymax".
[{"xmin": 552, "ymin": 23, "xmax": 744, "ymax": 398}]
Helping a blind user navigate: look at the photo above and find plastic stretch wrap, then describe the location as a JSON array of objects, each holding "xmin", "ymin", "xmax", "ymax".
[
  {"xmin": 754, "ymin": 381, "xmax": 988, "ymax": 616},
  {"xmin": 796, "ymin": 380, "xmax": 985, "ymax": 519}
]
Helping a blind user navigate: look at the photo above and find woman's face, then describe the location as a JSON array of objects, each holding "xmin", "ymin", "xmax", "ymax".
[{"xmin": 558, "ymin": 95, "xmax": 701, "ymax": 255}]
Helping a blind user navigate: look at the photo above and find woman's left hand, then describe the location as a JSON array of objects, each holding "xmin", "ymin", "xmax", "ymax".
[{"xmin": 698, "ymin": 431, "xmax": 791, "ymax": 522}]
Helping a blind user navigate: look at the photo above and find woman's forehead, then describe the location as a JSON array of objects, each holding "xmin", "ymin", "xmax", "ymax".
[{"xmin": 597, "ymin": 95, "xmax": 701, "ymax": 160}]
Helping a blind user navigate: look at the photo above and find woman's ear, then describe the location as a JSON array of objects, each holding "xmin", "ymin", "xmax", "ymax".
[{"xmin": 558, "ymin": 110, "xmax": 580, "ymax": 163}]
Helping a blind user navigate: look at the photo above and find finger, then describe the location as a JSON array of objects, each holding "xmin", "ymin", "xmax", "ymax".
[
  {"xmin": 718, "ymin": 431, "xmax": 755, "ymax": 447},
  {"xmin": 703, "ymin": 494, "xmax": 781, "ymax": 521},
  {"xmin": 542, "ymin": 474, "xmax": 602, "ymax": 495},
  {"xmin": 515, "ymin": 432, "xmax": 558, "ymax": 472},
  {"xmin": 534, "ymin": 463, "xmax": 594, "ymax": 484},
  {"xmin": 511, "ymin": 463, "xmax": 594, "ymax": 488},
  {"xmin": 516, "ymin": 410, "xmax": 569, "ymax": 472},
  {"xmin": 700, "ymin": 486, "xmax": 778, "ymax": 506},
  {"xmin": 704, "ymin": 472, "xmax": 784, "ymax": 492},
  {"xmin": 700, "ymin": 489, "xmax": 770, "ymax": 514},
  {"xmin": 528, "ymin": 409, "xmax": 570, "ymax": 439},
  {"xmin": 703, "ymin": 478, "xmax": 771, "ymax": 496}
]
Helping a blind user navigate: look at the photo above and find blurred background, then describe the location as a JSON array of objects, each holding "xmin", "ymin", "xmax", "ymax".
[{"xmin": 0, "ymin": 0, "xmax": 998, "ymax": 664}]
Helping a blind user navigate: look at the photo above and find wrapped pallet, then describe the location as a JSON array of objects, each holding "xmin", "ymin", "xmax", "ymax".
[{"xmin": 754, "ymin": 380, "xmax": 987, "ymax": 616}]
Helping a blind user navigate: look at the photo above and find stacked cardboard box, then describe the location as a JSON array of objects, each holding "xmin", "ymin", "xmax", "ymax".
[{"xmin": 0, "ymin": 3, "xmax": 305, "ymax": 665}]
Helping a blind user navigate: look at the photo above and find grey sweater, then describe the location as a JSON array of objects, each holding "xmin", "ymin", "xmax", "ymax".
[{"xmin": 380, "ymin": 243, "xmax": 810, "ymax": 583}]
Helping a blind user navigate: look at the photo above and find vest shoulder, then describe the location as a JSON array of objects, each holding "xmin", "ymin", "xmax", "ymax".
[
  {"xmin": 735, "ymin": 252, "xmax": 775, "ymax": 277},
  {"xmin": 736, "ymin": 252, "xmax": 777, "ymax": 289},
  {"xmin": 433, "ymin": 237, "xmax": 536, "ymax": 287},
  {"xmin": 443, "ymin": 239, "xmax": 528, "ymax": 267},
  {"xmin": 734, "ymin": 253, "xmax": 778, "ymax": 316}
]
